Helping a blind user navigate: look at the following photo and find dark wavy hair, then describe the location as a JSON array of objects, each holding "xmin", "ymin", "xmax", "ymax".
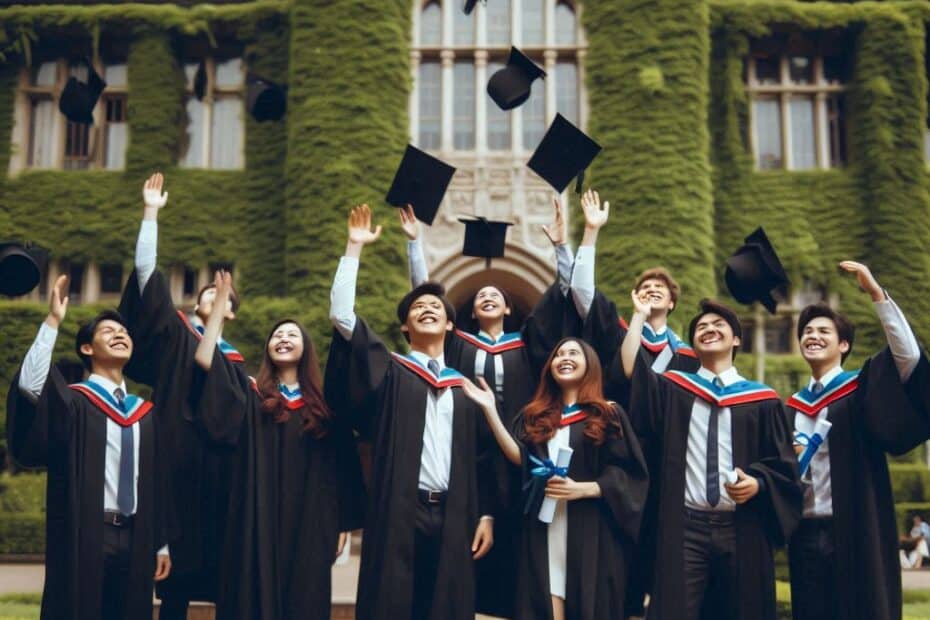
[
  {"xmin": 522, "ymin": 337, "xmax": 621, "ymax": 446},
  {"xmin": 798, "ymin": 303, "xmax": 855, "ymax": 363},
  {"xmin": 255, "ymin": 319, "xmax": 331, "ymax": 438}
]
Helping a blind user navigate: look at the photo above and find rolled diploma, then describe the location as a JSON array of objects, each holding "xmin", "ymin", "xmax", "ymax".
[
  {"xmin": 538, "ymin": 446, "xmax": 574, "ymax": 524},
  {"xmin": 799, "ymin": 419, "xmax": 832, "ymax": 477}
]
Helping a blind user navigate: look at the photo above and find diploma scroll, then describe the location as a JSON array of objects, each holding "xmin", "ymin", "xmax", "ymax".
[
  {"xmin": 796, "ymin": 419, "xmax": 832, "ymax": 477},
  {"xmin": 538, "ymin": 446, "xmax": 574, "ymax": 524}
]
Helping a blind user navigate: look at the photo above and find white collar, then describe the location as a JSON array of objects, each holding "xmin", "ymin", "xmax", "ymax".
[
  {"xmin": 408, "ymin": 350, "xmax": 445, "ymax": 371},
  {"xmin": 478, "ymin": 330, "xmax": 503, "ymax": 343},
  {"xmin": 697, "ymin": 365, "xmax": 742, "ymax": 387},
  {"xmin": 809, "ymin": 365, "xmax": 843, "ymax": 390},
  {"xmin": 87, "ymin": 373, "xmax": 128, "ymax": 397}
]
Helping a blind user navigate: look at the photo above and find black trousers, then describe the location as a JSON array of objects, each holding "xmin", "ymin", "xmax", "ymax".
[
  {"xmin": 101, "ymin": 522, "xmax": 133, "ymax": 620},
  {"xmin": 788, "ymin": 518, "xmax": 837, "ymax": 620},
  {"xmin": 682, "ymin": 509, "xmax": 738, "ymax": 620},
  {"xmin": 411, "ymin": 499, "xmax": 445, "ymax": 620}
]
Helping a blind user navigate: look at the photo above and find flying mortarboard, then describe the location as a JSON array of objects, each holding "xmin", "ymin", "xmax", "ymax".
[
  {"xmin": 724, "ymin": 227, "xmax": 789, "ymax": 314},
  {"xmin": 247, "ymin": 74, "xmax": 287, "ymax": 122},
  {"xmin": 487, "ymin": 47, "xmax": 546, "ymax": 111},
  {"xmin": 58, "ymin": 60, "xmax": 107, "ymax": 125},
  {"xmin": 386, "ymin": 145, "xmax": 457, "ymax": 226},
  {"xmin": 526, "ymin": 113, "xmax": 601, "ymax": 194},
  {"xmin": 0, "ymin": 242, "xmax": 46, "ymax": 297},
  {"xmin": 464, "ymin": 0, "xmax": 483, "ymax": 15},
  {"xmin": 459, "ymin": 216, "xmax": 513, "ymax": 267}
]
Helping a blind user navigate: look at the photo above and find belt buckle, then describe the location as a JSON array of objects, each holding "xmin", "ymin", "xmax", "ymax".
[
  {"xmin": 114, "ymin": 513, "xmax": 123, "ymax": 527},
  {"xmin": 427, "ymin": 490, "xmax": 442, "ymax": 504}
]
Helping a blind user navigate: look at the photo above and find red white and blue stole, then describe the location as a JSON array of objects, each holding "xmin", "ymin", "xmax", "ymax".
[
  {"xmin": 391, "ymin": 353, "xmax": 466, "ymax": 389},
  {"xmin": 69, "ymin": 381, "xmax": 154, "ymax": 427},
  {"xmin": 785, "ymin": 370, "xmax": 860, "ymax": 418},
  {"xmin": 560, "ymin": 403, "xmax": 588, "ymax": 427},
  {"xmin": 176, "ymin": 310, "xmax": 245, "ymax": 363},
  {"xmin": 642, "ymin": 324, "xmax": 696, "ymax": 358},
  {"xmin": 662, "ymin": 370, "xmax": 779, "ymax": 407},
  {"xmin": 455, "ymin": 329, "xmax": 525, "ymax": 354},
  {"xmin": 247, "ymin": 376, "xmax": 307, "ymax": 410}
]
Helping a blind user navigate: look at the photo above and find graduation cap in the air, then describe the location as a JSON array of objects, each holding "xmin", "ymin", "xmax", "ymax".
[
  {"xmin": 0, "ymin": 242, "xmax": 46, "ymax": 297},
  {"xmin": 464, "ymin": 0, "xmax": 483, "ymax": 15},
  {"xmin": 459, "ymin": 216, "xmax": 513, "ymax": 267},
  {"xmin": 386, "ymin": 145, "xmax": 457, "ymax": 225},
  {"xmin": 247, "ymin": 75, "xmax": 287, "ymax": 122},
  {"xmin": 487, "ymin": 47, "xmax": 546, "ymax": 111},
  {"xmin": 58, "ymin": 61, "xmax": 107, "ymax": 125},
  {"xmin": 527, "ymin": 113, "xmax": 601, "ymax": 194},
  {"xmin": 724, "ymin": 227, "xmax": 789, "ymax": 314},
  {"xmin": 193, "ymin": 60, "xmax": 208, "ymax": 101}
]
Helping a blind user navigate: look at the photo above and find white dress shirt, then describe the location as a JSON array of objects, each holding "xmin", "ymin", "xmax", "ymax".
[
  {"xmin": 795, "ymin": 296, "xmax": 920, "ymax": 518},
  {"xmin": 684, "ymin": 366, "xmax": 741, "ymax": 512},
  {"xmin": 569, "ymin": 245, "xmax": 596, "ymax": 320},
  {"xmin": 329, "ymin": 256, "xmax": 454, "ymax": 492},
  {"xmin": 643, "ymin": 322, "xmax": 676, "ymax": 372},
  {"xmin": 473, "ymin": 330, "xmax": 506, "ymax": 394},
  {"xmin": 135, "ymin": 219, "xmax": 158, "ymax": 292}
]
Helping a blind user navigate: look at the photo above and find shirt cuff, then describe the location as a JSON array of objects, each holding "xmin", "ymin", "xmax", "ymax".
[
  {"xmin": 479, "ymin": 515, "xmax": 494, "ymax": 522},
  {"xmin": 157, "ymin": 544, "xmax": 169, "ymax": 556}
]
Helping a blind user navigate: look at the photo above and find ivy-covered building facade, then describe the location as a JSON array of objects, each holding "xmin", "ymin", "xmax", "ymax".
[{"xmin": 2, "ymin": 0, "xmax": 930, "ymax": 457}]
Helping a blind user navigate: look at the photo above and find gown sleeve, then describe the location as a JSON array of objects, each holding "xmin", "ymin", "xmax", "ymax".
[
  {"xmin": 860, "ymin": 347, "xmax": 930, "ymax": 455},
  {"xmin": 522, "ymin": 281, "xmax": 582, "ymax": 377},
  {"xmin": 626, "ymin": 353, "xmax": 667, "ymax": 440},
  {"xmin": 188, "ymin": 351, "xmax": 248, "ymax": 447},
  {"xmin": 595, "ymin": 405, "xmax": 649, "ymax": 543},
  {"xmin": 743, "ymin": 399, "xmax": 803, "ymax": 547},
  {"xmin": 6, "ymin": 371, "xmax": 50, "ymax": 468},
  {"xmin": 323, "ymin": 317, "xmax": 393, "ymax": 439},
  {"xmin": 331, "ymin": 416, "xmax": 368, "ymax": 532}
]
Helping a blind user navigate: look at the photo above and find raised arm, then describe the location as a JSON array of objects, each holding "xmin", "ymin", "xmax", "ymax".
[
  {"xmin": 541, "ymin": 196, "xmax": 574, "ymax": 295},
  {"xmin": 461, "ymin": 377, "xmax": 521, "ymax": 465},
  {"xmin": 329, "ymin": 204, "xmax": 382, "ymax": 340},
  {"xmin": 570, "ymin": 189, "xmax": 609, "ymax": 320},
  {"xmin": 135, "ymin": 172, "xmax": 168, "ymax": 294},
  {"xmin": 620, "ymin": 291, "xmax": 653, "ymax": 378},
  {"xmin": 18, "ymin": 275, "xmax": 68, "ymax": 403},
  {"xmin": 194, "ymin": 271, "xmax": 232, "ymax": 371},
  {"xmin": 398, "ymin": 204, "xmax": 430, "ymax": 288}
]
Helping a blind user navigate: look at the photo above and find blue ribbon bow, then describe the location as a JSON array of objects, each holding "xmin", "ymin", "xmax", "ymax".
[
  {"xmin": 795, "ymin": 431, "xmax": 824, "ymax": 477},
  {"xmin": 529, "ymin": 454, "xmax": 568, "ymax": 479}
]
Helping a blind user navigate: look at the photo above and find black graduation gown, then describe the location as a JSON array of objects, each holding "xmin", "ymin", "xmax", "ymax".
[
  {"xmin": 444, "ymin": 281, "xmax": 579, "ymax": 618},
  {"xmin": 627, "ymin": 356, "xmax": 802, "ymax": 620},
  {"xmin": 512, "ymin": 406, "xmax": 648, "ymax": 620},
  {"xmin": 118, "ymin": 268, "xmax": 240, "ymax": 601},
  {"xmin": 579, "ymin": 291, "xmax": 700, "ymax": 615},
  {"xmin": 784, "ymin": 347, "xmax": 930, "ymax": 620},
  {"xmin": 6, "ymin": 368, "xmax": 167, "ymax": 620},
  {"xmin": 323, "ymin": 317, "xmax": 494, "ymax": 620},
  {"xmin": 191, "ymin": 360, "xmax": 366, "ymax": 620}
]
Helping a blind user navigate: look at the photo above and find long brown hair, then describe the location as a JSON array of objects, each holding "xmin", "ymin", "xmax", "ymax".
[
  {"xmin": 522, "ymin": 338, "xmax": 620, "ymax": 446},
  {"xmin": 255, "ymin": 319, "xmax": 331, "ymax": 438}
]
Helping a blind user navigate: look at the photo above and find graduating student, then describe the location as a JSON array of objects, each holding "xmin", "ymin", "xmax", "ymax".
[
  {"xmin": 188, "ymin": 271, "xmax": 365, "ymax": 620},
  {"xmin": 464, "ymin": 337, "xmax": 647, "ymax": 620},
  {"xmin": 624, "ymin": 297, "xmax": 801, "ymax": 620},
  {"xmin": 400, "ymin": 197, "xmax": 584, "ymax": 618},
  {"xmin": 6, "ymin": 275, "xmax": 171, "ymax": 620},
  {"xmin": 325, "ymin": 204, "xmax": 495, "ymax": 620},
  {"xmin": 117, "ymin": 172, "xmax": 243, "ymax": 619},
  {"xmin": 785, "ymin": 261, "xmax": 930, "ymax": 620}
]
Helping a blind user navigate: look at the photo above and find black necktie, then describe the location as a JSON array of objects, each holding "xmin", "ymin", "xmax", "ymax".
[
  {"xmin": 706, "ymin": 377, "xmax": 723, "ymax": 508},
  {"xmin": 114, "ymin": 388, "xmax": 134, "ymax": 516},
  {"xmin": 427, "ymin": 359, "xmax": 441, "ymax": 378}
]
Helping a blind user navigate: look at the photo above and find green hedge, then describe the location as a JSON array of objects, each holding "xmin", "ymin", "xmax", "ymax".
[
  {"xmin": 892, "ymin": 464, "xmax": 930, "ymax": 504},
  {"xmin": 0, "ymin": 513, "xmax": 44, "ymax": 555},
  {"xmin": 0, "ymin": 474, "xmax": 45, "ymax": 513}
]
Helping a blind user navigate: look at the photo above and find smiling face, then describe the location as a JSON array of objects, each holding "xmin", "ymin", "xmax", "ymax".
[
  {"xmin": 799, "ymin": 316, "xmax": 848, "ymax": 369},
  {"xmin": 549, "ymin": 339, "xmax": 588, "ymax": 387},
  {"xmin": 692, "ymin": 312, "xmax": 740, "ymax": 358},
  {"xmin": 80, "ymin": 319, "xmax": 133, "ymax": 367},
  {"xmin": 635, "ymin": 277, "xmax": 675, "ymax": 314},
  {"xmin": 267, "ymin": 321, "xmax": 304, "ymax": 368},
  {"xmin": 472, "ymin": 286, "xmax": 511, "ymax": 325},
  {"xmin": 402, "ymin": 293, "xmax": 453, "ymax": 340}
]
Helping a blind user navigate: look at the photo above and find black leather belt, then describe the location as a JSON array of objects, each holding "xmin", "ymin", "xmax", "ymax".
[
  {"xmin": 685, "ymin": 507, "xmax": 735, "ymax": 526},
  {"xmin": 103, "ymin": 511, "xmax": 133, "ymax": 527},
  {"xmin": 417, "ymin": 489, "xmax": 447, "ymax": 505}
]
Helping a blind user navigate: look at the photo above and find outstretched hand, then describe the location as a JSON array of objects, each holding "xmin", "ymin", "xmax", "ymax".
[
  {"xmin": 398, "ymin": 204, "xmax": 420, "ymax": 241},
  {"xmin": 142, "ymin": 172, "xmax": 168, "ymax": 219},
  {"xmin": 213, "ymin": 270, "xmax": 234, "ymax": 315},
  {"xmin": 542, "ymin": 197, "xmax": 568, "ymax": 246},
  {"xmin": 581, "ymin": 189, "xmax": 609, "ymax": 231},
  {"xmin": 47, "ymin": 275, "xmax": 69, "ymax": 329},
  {"xmin": 460, "ymin": 377, "xmax": 498, "ymax": 414},
  {"xmin": 839, "ymin": 260, "xmax": 884, "ymax": 302},
  {"xmin": 347, "ymin": 204, "xmax": 383, "ymax": 247}
]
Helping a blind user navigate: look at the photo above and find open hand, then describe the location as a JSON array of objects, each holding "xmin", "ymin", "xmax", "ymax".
[
  {"xmin": 542, "ymin": 197, "xmax": 568, "ymax": 246},
  {"xmin": 839, "ymin": 261, "xmax": 884, "ymax": 302},
  {"xmin": 348, "ymin": 204, "xmax": 383, "ymax": 246},
  {"xmin": 724, "ymin": 467, "xmax": 760, "ymax": 504},
  {"xmin": 46, "ymin": 275, "xmax": 69, "ymax": 328},
  {"xmin": 460, "ymin": 377, "xmax": 498, "ymax": 414},
  {"xmin": 398, "ymin": 204, "xmax": 420, "ymax": 241},
  {"xmin": 581, "ymin": 189, "xmax": 609, "ymax": 230},
  {"xmin": 142, "ymin": 172, "xmax": 168, "ymax": 216}
]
